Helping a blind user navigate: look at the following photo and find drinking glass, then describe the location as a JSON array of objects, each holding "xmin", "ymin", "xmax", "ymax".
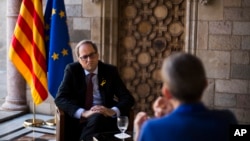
[{"xmin": 117, "ymin": 116, "xmax": 129, "ymax": 138}]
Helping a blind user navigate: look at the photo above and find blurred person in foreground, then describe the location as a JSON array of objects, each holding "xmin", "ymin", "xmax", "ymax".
[
  {"xmin": 134, "ymin": 52, "xmax": 237, "ymax": 141},
  {"xmin": 55, "ymin": 40, "xmax": 135, "ymax": 141}
]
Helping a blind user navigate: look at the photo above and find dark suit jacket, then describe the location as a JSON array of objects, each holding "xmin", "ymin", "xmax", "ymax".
[
  {"xmin": 55, "ymin": 61, "xmax": 135, "ymax": 118},
  {"xmin": 54, "ymin": 61, "xmax": 135, "ymax": 140}
]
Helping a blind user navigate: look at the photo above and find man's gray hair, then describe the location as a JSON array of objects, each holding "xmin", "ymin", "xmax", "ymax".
[
  {"xmin": 75, "ymin": 40, "xmax": 98, "ymax": 57},
  {"xmin": 161, "ymin": 52, "xmax": 207, "ymax": 103}
]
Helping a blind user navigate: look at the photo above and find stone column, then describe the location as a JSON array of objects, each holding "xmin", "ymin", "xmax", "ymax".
[
  {"xmin": 100, "ymin": 0, "xmax": 118, "ymax": 65},
  {"xmin": 185, "ymin": 0, "xmax": 199, "ymax": 54},
  {"xmin": 1, "ymin": 0, "xmax": 28, "ymax": 111}
]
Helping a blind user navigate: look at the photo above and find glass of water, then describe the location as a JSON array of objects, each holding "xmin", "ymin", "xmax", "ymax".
[{"xmin": 117, "ymin": 116, "xmax": 129, "ymax": 138}]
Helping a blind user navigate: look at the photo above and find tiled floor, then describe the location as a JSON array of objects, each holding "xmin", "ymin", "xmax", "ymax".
[
  {"xmin": 0, "ymin": 113, "xmax": 56, "ymax": 141},
  {"xmin": 0, "ymin": 109, "xmax": 26, "ymax": 123},
  {"xmin": 14, "ymin": 133, "xmax": 55, "ymax": 141}
]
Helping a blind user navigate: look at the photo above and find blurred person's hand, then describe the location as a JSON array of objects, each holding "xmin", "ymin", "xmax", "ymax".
[
  {"xmin": 134, "ymin": 112, "xmax": 149, "ymax": 141},
  {"xmin": 153, "ymin": 96, "xmax": 173, "ymax": 118}
]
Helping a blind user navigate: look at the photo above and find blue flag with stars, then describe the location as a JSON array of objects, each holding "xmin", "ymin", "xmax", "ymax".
[{"xmin": 44, "ymin": 0, "xmax": 73, "ymax": 98}]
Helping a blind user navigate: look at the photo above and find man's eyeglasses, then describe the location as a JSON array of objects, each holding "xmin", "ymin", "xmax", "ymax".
[{"xmin": 79, "ymin": 52, "xmax": 97, "ymax": 60}]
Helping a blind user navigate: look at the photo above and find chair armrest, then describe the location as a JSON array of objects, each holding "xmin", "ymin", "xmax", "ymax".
[
  {"xmin": 56, "ymin": 106, "xmax": 65, "ymax": 141},
  {"xmin": 128, "ymin": 108, "xmax": 134, "ymax": 132}
]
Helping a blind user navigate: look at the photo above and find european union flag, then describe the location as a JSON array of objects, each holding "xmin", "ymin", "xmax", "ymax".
[{"xmin": 44, "ymin": 0, "xmax": 73, "ymax": 98}]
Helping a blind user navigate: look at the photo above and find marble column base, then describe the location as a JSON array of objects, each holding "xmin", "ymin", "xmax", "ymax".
[{"xmin": 1, "ymin": 96, "xmax": 28, "ymax": 111}]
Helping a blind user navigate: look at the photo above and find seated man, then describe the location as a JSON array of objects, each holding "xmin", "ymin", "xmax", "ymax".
[
  {"xmin": 55, "ymin": 40, "xmax": 135, "ymax": 141},
  {"xmin": 134, "ymin": 52, "xmax": 237, "ymax": 141}
]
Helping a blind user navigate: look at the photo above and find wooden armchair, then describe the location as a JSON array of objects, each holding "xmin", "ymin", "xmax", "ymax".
[{"xmin": 56, "ymin": 107, "xmax": 134, "ymax": 141}]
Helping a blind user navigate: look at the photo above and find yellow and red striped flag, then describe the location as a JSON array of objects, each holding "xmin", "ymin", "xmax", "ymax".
[{"xmin": 9, "ymin": 0, "xmax": 48, "ymax": 105}]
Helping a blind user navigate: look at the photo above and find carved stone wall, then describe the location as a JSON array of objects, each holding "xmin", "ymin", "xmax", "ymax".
[{"xmin": 118, "ymin": 0, "xmax": 186, "ymax": 115}]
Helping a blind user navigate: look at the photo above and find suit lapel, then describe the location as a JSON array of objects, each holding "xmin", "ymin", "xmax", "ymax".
[{"xmin": 97, "ymin": 62, "xmax": 107, "ymax": 103}]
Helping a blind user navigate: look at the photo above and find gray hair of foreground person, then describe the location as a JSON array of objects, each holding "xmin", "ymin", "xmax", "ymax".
[{"xmin": 161, "ymin": 52, "xmax": 207, "ymax": 103}]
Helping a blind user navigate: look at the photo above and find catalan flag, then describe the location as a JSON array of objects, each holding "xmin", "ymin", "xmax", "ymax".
[
  {"xmin": 44, "ymin": 0, "xmax": 73, "ymax": 98},
  {"xmin": 8, "ymin": 0, "xmax": 48, "ymax": 105}
]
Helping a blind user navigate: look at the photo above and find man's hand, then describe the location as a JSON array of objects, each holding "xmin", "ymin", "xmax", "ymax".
[
  {"xmin": 81, "ymin": 105, "xmax": 116, "ymax": 120},
  {"xmin": 81, "ymin": 109, "xmax": 100, "ymax": 119},
  {"xmin": 134, "ymin": 112, "xmax": 149, "ymax": 141},
  {"xmin": 153, "ymin": 96, "xmax": 173, "ymax": 118},
  {"xmin": 90, "ymin": 105, "xmax": 116, "ymax": 117}
]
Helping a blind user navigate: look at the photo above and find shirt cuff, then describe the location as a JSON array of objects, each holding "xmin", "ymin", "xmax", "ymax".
[
  {"xmin": 74, "ymin": 108, "xmax": 85, "ymax": 119},
  {"xmin": 111, "ymin": 107, "xmax": 120, "ymax": 117}
]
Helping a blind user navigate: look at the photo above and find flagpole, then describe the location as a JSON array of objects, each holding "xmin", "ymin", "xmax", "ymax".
[{"xmin": 23, "ymin": 102, "xmax": 44, "ymax": 127}]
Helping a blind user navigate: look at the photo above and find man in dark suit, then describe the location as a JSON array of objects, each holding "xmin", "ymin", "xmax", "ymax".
[
  {"xmin": 55, "ymin": 40, "xmax": 135, "ymax": 141},
  {"xmin": 134, "ymin": 53, "xmax": 237, "ymax": 141}
]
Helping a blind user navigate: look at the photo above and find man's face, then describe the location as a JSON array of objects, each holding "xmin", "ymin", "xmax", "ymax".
[{"xmin": 78, "ymin": 43, "xmax": 99, "ymax": 72}]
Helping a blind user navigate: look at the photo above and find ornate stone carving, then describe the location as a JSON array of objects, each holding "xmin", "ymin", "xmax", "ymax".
[
  {"xmin": 91, "ymin": 0, "xmax": 100, "ymax": 3},
  {"xmin": 199, "ymin": 0, "xmax": 209, "ymax": 5},
  {"xmin": 118, "ymin": 0, "xmax": 185, "ymax": 115}
]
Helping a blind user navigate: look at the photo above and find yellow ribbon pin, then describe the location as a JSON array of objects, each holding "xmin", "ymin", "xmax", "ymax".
[{"xmin": 100, "ymin": 80, "xmax": 106, "ymax": 86}]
